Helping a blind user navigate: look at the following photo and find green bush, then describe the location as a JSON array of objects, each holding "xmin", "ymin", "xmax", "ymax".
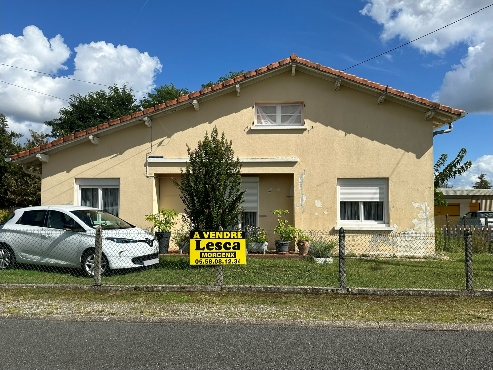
[
  {"xmin": 308, "ymin": 238, "xmax": 337, "ymax": 258},
  {"xmin": 0, "ymin": 209, "xmax": 11, "ymax": 224},
  {"xmin": 145, "ymin": 209, "xmax": 178, "ymax": 232}
]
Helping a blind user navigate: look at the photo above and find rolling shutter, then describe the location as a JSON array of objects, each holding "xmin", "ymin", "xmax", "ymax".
[{"xmin": 241, "ymin": 177, "xmax": 259, "ymax": 212}]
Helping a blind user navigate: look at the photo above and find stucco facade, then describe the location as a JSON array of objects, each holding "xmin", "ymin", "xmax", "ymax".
[{"xmin": 9, "ymin": 55, "xmax": 464, "ymax": 251}]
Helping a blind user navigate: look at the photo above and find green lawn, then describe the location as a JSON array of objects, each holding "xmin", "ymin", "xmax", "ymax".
[{"xmin": 1, "ymin": 254, "xmax": 492, "ymax": 290}]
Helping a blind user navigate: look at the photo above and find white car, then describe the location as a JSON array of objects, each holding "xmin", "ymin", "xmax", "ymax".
[
  {"xmin": 0, "ymin": 205, "xmax": 159, "ymax": 276},
  {"xmin": 459, "ymin": 211, "xmax": 493, "ymax": 227}
]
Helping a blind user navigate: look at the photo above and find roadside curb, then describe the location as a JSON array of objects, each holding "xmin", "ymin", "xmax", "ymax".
[{"xmin": 1, "ymin": 283, "xmax": 492, "ymax": 297}]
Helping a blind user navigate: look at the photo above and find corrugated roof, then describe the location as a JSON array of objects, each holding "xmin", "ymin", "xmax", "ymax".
[{"xmin": 438, "ymin": 188, "xmax": 493, "ymax": 196}]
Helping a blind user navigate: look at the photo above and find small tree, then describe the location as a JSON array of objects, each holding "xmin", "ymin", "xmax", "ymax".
[
  {"xmin": 0, "ymin": 115, "xmax": 46, "ymax": 208},
  {"xmin": 140, "ymin": 83, "xmax": 189, "ymax": 109},
  {"xmin": 473, "ymin": 174, "xmax": 491, "ymax": 189},
  {"xmin": 173, "ymin": 127, "xmax": 245, "ymax": 230},
  {"xmin": 434, "ymin": 148, "xmax": 472, "ymax": 205}
]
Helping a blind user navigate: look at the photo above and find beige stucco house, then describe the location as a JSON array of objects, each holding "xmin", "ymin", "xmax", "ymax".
[{"xmin": 9, "ymin": 54, "xmax": 465, "ymax": 251}]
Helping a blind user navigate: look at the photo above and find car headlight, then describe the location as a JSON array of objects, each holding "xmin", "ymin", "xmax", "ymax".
[{"xmin": 106, "ymin": 237, "xmax": 139, "ymax": 243}]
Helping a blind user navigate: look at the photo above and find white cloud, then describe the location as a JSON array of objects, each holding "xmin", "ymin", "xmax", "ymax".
[
  {"xmin": 71, "ymin": 42, "xmax": 161, "ymax": 100},
  {"xmin": 361, "ymin": 0, "xmax": 493, "ymax": 113},
  {"xmin": 434, "ymin": 35, "xmax": 493, "ymax": 113},
  {"xmin": 449, "ymin": 155, "xmax": 493, "ymax": 188},
  {"xmin": 5, "ymin": 117, "xmax": 51, "ymax": 143},
  {"xmin": 0, "ymin": 26, "xmax": 162, "ymax": 138}
]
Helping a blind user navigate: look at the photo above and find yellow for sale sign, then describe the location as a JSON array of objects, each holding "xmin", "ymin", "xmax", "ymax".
[{"xmin": 189, "ymin": 231, "xmax": 246, "ymax": 265}]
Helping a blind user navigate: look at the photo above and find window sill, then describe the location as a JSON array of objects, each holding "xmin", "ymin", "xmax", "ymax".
[
  {"xmin": 335, "ymin": 225, "xmax": 394, "ymax": 231},
  {"xmin": 250, "ymin": 125, "xmax": 307, "ymax": 130}
]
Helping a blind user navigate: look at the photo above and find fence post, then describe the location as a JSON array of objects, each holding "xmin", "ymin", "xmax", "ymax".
[
  {"xmin": 94, "ymin": 225, "xmax": 102, "ymax": 286},
  {"xmin": 445, "ymin": 214, "xmax": 449, "ymax": 251},
  {"xmin": 338, "ymin": 227, "xmax": 347, "ymax": 292},
  {"xmin": 464, "ymin": 228, "xmax": 473, "ymax": 291},
  {"xmin": 216, "ymin": 226, "xmax": 224, "ymax": 287}
]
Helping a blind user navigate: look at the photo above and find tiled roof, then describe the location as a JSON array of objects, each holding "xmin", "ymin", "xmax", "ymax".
[{"xmin": 9, "ymin": 54, "xmax": 465, "ymax": 162}]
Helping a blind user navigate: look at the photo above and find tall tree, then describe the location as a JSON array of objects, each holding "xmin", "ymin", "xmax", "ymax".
[
  {"xmin": 434, "ymin": 148, "xmax": 472, "ymax": 205},
  {"xmin": 45, "ymin": 85, "xmax": 140, "ymax": 138},
  {"xmin": 0, "ymin": 115, "xmax": 46, "ymax": 208},
  {"xmin": 0, "ymin": 114, "xmax": 21, "ymax": 208},
  {"xmin": 201, "ymin": 70, "xmax": 245, "ymax": 89},
  {"xmin": 473, "ymin": 174, "xmax": 491, "ymax": 189},
  {"xmin": 140, "ymin": 83, "xmax": 189, "ymax": 109},
  {"xmin": 173, "ymin": 127, "xmax": 245, "ymax": 230}
]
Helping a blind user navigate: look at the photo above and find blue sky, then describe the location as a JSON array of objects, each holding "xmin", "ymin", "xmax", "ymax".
[{"xmin": 1, "ymin": 0, "xmax": 492, "ymax": 187}]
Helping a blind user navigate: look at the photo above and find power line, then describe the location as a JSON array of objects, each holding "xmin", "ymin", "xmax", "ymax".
[
  {"xmin": 0, "ymin": 63, "xmax": 145, "ymax": 93},
  {"xmin": 343, "ymin": 3, "xmax": 493, "ymax": 71},
  {"xmin": 0, "ymin": 80, "xmax": 67, "ymax": 101}
]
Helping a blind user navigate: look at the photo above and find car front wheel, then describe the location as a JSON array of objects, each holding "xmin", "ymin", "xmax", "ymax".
[
  {"xmin": 81, "ymin": 250, "xmax": 109, "ymax": 277},
  {"xmin": 0, "ymin": 245, "xmax": 15, "ymax": 270}
]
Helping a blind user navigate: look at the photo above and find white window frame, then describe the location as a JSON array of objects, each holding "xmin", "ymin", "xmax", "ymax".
[
  {"xmin": 76, "ymin": 179, "xmax": 120, "ymax": 216},
  {"xmin": 337, "ymin": 178, "xmax": 390, "ymax": 230},
  {"xmin": 253, "ymin": 102, "xmax": 306, "ymax": 130}
]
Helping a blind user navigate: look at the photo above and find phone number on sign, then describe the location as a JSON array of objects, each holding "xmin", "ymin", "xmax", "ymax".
[{"xmin": 194, "ymin": 258, "xmax": 242, "ymax": 265}]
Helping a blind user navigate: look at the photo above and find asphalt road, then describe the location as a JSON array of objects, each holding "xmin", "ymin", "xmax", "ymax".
[{"xmin": 1, "ymin": 318, "xmax": 492, "ymax": 369}]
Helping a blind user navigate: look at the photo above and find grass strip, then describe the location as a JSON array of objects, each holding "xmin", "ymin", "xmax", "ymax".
[
  {"xmin": 1, "ymin": 254, "xmax": 492, "ymax": 290},
  {"xmin": 1, "ymin": 288, "xmax": 492, "ymax": 325}
]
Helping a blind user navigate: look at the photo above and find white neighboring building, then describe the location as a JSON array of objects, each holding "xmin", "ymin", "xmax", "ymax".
[{"xmin": 438, "ymin": 188, "xmax": 493, "ymax": 216}]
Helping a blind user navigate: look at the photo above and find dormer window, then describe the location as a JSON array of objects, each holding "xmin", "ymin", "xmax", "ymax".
[{"xmin": 254, "ymin": 103, "xmax": 304, "ymax": 127}]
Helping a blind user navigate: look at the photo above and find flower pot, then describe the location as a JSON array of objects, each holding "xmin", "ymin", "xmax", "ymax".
[
  {"xmin": 247, "ymin": 242, "xmax": 268, "ymax": 254},
  {"xmin": 313, "ymin": 257, "xmax": 334, "ymax": 264},
  {"xmin": 155, "ymin": 232, "xmax": 171, "ymax": 254},
  {"xmin": 297, "ymin": 240, "xmax": 310, "ymax": 256},
  {"xmin": 275, "ymin": 240, "xmax": 290, "ymax": 254}
]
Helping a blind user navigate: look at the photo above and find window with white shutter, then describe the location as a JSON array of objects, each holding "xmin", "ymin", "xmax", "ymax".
[
  {"xmin": 76, "ymin": 179, "xmax": 120, "ymax": 216},
  {"xmin": 337, "ymin": 179, "xmax": 388, "ymax": 225},
  {"xmin": 240, "ymin": 177, "xmax": 259, "ymax": 227}
]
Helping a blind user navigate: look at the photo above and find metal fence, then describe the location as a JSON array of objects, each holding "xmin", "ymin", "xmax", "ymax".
[{"xmin": 1, "ymin": 227, "xmax": 492, "ymax": 292}]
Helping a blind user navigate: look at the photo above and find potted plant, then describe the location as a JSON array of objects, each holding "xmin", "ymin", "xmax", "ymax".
[
  {"xmin": 172, "ymin": 214, "xmax": 192, "ymax": 254},
  {"xmin": 245, "ymin": 225, "xmax": 268, "ymax": 254},
  {"xmin": 308, "ymin": 238, "xmax": 336, "ymax": 263},
  {"xmin": 272, "ymin": 209, "xmax": 297, "ymax": 254},
  {"xmin": 296, "ymin": 230, "xmax": 311, "ymax": 256},
  {"xmin": 145, "ymin": 209, "xmax": 179, "ymax": 254}
]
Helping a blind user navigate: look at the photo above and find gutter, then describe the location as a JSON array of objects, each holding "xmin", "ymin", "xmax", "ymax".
[{"xmin": 433, "ymin": 123, "xmax": 453, "ymax": 137}]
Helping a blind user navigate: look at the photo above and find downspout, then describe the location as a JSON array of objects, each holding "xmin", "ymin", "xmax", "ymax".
[
  {"xmin": 433, "ymin": 123, "xmax": 453, "ymax": 137},
  {"xmin": 22, "ymin": 165, "xmax": 42, "ymax": 178},
  {"xmin": 5, "ymin": 157, "xmax": 42, "ymax": 178}
]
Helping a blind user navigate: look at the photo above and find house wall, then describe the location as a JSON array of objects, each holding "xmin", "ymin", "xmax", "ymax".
[
  {"xmin": 40, "ymin": 123, "xmax": 156, "ymax": 229},
  {"xmin": 40, "ymin": 69, "xmax": 434, "ymax": 237}
]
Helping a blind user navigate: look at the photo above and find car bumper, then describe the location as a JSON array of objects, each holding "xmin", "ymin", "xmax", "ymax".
[{"xmin": 107, "ymin": 253, "xmax": 159, "ymax": 269}]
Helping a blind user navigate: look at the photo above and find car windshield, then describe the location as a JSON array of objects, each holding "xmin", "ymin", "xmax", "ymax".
[{"xmin": 70, "ymin": 210, "xmax": 134, "ymax": 230}]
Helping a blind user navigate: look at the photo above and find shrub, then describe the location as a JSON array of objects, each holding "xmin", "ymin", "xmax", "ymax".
[
  {"xmin": 308, "ymin": 238, "xmax": 336, "ymax": 258},
  {"xmin": 0, "ymin": 209, "xmax": 11, "ymax": 224},
  {"xmin": 145, "ymin": 209, "xmax": 178, "ymax": 232},
  {"xmin": 272, "ymin": 209, "xmax": 297, "ymax": 242},
  {"xmin": 245, "ymin": 225, "xmax": 267, "ymax": 243}
]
